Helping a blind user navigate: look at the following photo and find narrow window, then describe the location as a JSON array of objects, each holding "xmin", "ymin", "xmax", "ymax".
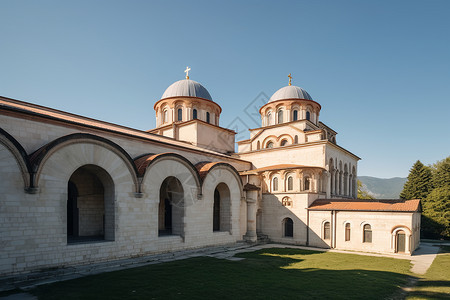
[
  {"xmin": 363, "ymin": 224, "xmax": 372, "ymax": 243},
  {"xmin": 306, "ymin": 111, "xmax": 311, "ymax": 121},
  {"xmin": 345, "ymin": 223, "xmax": 351, "ymax": 241},
  {"xmin": 266, "ymin": 141, "xmax": 274, "ymax": 148},
  {"xmin": 213, "ymin": 189, "xmax": 220, "ymax": 231},
  {"xmin": 193, "ymin": 109, "xmax": 198, "ymax": 119},
  {"xmin": 278, "ymin": 110, "xmax": 283, "ymax": 124},
  {"xmin": 304, "ymin": 177, "xmax": 310, "ymax": 191},
  {"xmin": 293, "ymin": 110, "xmax": 298, "ymax": 121},
  {"xmin": 257, "ymin": 141, "xmax": 260, "ymax": 150},
  {"xmin": 206, "ymin": 112, "xmax": 210, "ymax": 123},
  {"xmin": 267, "ymin": 111, "xmax": 272, "ymax": 125},
  {"xmin": 284, "ymin": 218, "xmax": 293, "ymax": 237},
  {"xmin": 273, "ymin": 177, "xmax": 278, "ymax": 191},
  {"xmin": 324, "ymin": 222, "xmax": 331, "ymax": 240},
  {"xmin": 294, "ymin": 135, "xmax": 298, "ymax": 144},
  {"xmin": 163, "ymin": 110, "xmax": 168, "ymax": 123},
  {"xmin": 177, "ymin": 108, "xmax": 182, "ymax": 121},
  {"xmin": 287, "ymin": 176, "xmax": 293, "ymax": 191}
]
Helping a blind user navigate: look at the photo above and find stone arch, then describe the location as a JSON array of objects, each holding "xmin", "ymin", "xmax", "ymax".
[
  {"xmin": 277, "ymin": 134, "xmax": 294, "ymax": 145},
  {"xmin": 67, "ymin": 164, "xmax": 115, "ymax": 243},
  {"xmin": 262, "ymin": 135, "xmax": 277, "ymax": 148},
  {"xmin": 391, "ymin": 226, "xmax": 412, "ymax": 253},
  {"xmin": 140, "ymin": 153, "xmax": 202, "ymax": 200},
  {"xmin": 202, "ymin": 163, "xmax": 244, "ymax": 236},
  {"xmin": 0, "ymin": 127, "xmax": 32, "ymax": 190},
  {"xmin": 30, "ymin": 133, "xmax": 139, "ymax": 193},
  {"xmin": 158, "ymin": 176, "xmax": 184, "ymax": 236},
  {"xmin": 213, "ymin": 183, "xmax": 231, "ymax": 232}
]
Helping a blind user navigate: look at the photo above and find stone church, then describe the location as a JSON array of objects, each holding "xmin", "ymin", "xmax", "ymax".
[{"xmin": 0, "ymin": 70, "xmax": 421, "ymax": 276}]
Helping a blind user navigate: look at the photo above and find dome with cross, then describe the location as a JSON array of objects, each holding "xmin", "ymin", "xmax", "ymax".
[
  {"xmin": 160, "ymin": 79, "xmax": 213, "ymax": 101},
  {"xmin": 268, "ymin": 85, "xmax": 313, "ymax": 103}
]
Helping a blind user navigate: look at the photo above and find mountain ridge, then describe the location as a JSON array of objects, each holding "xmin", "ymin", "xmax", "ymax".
[{"xmin": 357, "ymin": 176, "xmax": 407, "ymax": 199}]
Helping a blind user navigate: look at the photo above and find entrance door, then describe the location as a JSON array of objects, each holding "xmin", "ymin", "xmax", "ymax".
[{"xmin": 396, "ymin": 231, "xmax": 406, "ymax": 253}]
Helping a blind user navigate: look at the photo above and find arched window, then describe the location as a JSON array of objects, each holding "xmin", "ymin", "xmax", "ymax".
[
  {"xmin": 277, "ymin": 110, "xmax": 283, "ymax": 124},
  {"xmin": 257, "ymin": 141, "xmax": 260, "ymax": 150},
  {"xmin": 272, "ymin": 177, "xmax": 278, "ymax": 191},
  {"xmin": 163, "ymin": 110, "xmax": 168, "ymax": 123},
  {"xmin": 280, "ymin": 139, "xmax": 288, "ymax": 147},
  {"xmin": 267, "ymin": 111, "xmax": 272, "ymax": 125},
  {"xmin": 206, "ymin": 112, "xmax": 210, "ymax": 123},
  {"xmin": 363, "ymin": 224, "xmax": 372, "ymax": 243},
  {"xmin": 304, "ymin": 177, "xmax": 310, "ymax": 191},
  {"xmin": 345, "ymin": 223, "xmax": 351, "ymax": 241},
  {"xmin": 323, "ymin": 222, "xmax": 331, "ymax": 240},
  {"xmin": 294, "ymin": 135, "xmax": 298, "ymax": 144},
  {"xmin": 293, "ymin": 110, "xmax": 298, "ymax": 121},
  {"xmin": 266, "ymin": 141, "xmax": 274, "ymax": 149},
  {"xmin": 193, "ymin": 109, "xmax": 198, "ymax": 120},
  {"xmin": 159, "ymin": 177, "xmax": 184, "ymax": 237},
  {"xmin": 283, "ymin": 218, "xmax": 293, "ymax": 237},
  {"xmin": 177, "ymin": 108, "xmax": 182, "ymax": 121},
  {"xmin": 306, "ymin": 111, "xmax": 311, "ymax": 121},
  {"xmin": 287, "ymin": 176, "xmax": 293, "ymax": 191}
]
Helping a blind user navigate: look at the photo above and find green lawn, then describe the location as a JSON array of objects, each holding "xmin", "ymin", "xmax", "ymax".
[
  {"xmin": 29, "ymin": 248, "xmax": 414, "ymax": 300},
  {"xmin": 407, "ymin": 245, "xmax": 450, "ymax": 299}
]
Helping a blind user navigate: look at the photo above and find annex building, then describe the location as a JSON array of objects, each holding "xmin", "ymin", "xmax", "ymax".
[{"xmin": 0, "ymin": 70, "xmax": 421, "ymax": 276}]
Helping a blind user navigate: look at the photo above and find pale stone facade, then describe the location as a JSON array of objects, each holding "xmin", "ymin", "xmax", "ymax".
[{"xmin": 0, "ymin": 75, "xmax": 420, "ymax": 276}]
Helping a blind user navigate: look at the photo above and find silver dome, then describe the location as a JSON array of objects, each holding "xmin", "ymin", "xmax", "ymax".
[
  {"xmin": 269, "ymin": 85, "xmax": 313, "ymax": 102},
  {"xmin": 161, "ymin": 79, "xmax": 213, "ymax": 101}
]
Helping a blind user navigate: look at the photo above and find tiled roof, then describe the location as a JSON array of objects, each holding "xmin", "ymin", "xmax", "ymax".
[
  {"xmin": 308, "ymin": 199, "xmax": 421, "ymax": 212},
  {"xmin": 134, "ymin": 153, "xmax": 160, "ymax": 177},
  {"xmin": 195, "ymin": 161, "xmax": 222, "ymax": 180},
  {"xmin": 0, "ymin": 96, "xmax": 239, "ymax": 159}
]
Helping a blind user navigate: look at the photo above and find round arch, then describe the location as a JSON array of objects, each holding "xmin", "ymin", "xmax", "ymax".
[
  {"xmin": 0, "ymin": 127, "xmax": 32, "ymax": 190},
  {"xmin": 31, "ymin": 133, "xmax": 139, "ymax": 193},
  {"xmin": 202, "ymin": 163, "xmax": 244, "ymax": 237}
]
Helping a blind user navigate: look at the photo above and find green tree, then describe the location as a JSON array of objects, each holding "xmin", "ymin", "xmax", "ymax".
[
  {"xmin": 422, "ymin": 186, "xmax": 450, "ymax": 239},
  {"xmin": 399, "ymin": 160, "xmax": 432, "ymax": 200},
  {"xmin": 431, "ymin": 157, "xmax": 450, "ymax": 189},
  {"xmin": 357, "ymin": 180, "xmax": 374, "ymax": 199}
]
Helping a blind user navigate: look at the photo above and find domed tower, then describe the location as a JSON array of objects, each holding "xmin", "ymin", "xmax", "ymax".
[
  {"xmin": 259, "ymin": 74, "xmax": 321, "ymax": 127},
  {"xmin": 149, "ymin": 68, "xmax": 235, "ymax": 154}
]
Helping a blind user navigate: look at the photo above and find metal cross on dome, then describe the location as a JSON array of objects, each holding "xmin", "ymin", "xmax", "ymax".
[
  {"xmin": 288, "ymin": 73, "xmax": 292, "ymax": 86},
  {"xmin": 184, "ymin": 66, "xmax": 191, "ymax": 79}
]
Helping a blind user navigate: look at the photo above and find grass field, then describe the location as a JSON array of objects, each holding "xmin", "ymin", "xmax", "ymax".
[
  {"xmin": 407, "ymin": 245, "xmax": 450, "ymax": 299},
  {"xmin": 30, "ymin": 248, "xmax": 414, "ymax": 300}
]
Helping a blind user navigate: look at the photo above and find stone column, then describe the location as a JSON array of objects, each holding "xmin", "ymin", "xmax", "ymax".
[
  {"xmin": 244, "ymin": 190, "xmax": 258, "ymax": 243},
  {"xmin": 325, "ymin": 171, "xmax": 331, "ymax": 198}
]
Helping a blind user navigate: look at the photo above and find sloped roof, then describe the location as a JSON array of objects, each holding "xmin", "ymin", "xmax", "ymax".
[{"xmin": 308, "ymin": 199, "xmax": 421, "ymax": 212}]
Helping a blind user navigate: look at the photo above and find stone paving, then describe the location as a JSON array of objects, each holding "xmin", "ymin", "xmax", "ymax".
[{"xmin": 0, "ymin": 242, "xmax": 444, "ymax": 299}]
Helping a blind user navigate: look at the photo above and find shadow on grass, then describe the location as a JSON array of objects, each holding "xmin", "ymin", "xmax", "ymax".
[{"xmin": 31, "ymin": 248, "xmax": 416, "ymax": 300}]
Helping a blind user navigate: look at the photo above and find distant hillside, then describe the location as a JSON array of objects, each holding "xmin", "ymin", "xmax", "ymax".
[{"xmin": 357, "ymin": 176, "xmax": 407, "ymax": 199}]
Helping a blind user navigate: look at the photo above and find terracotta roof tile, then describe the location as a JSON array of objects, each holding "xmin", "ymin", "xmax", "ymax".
[
  {"xmin": 308, "ymin": 199, "xmax": 421, "ymax": 212},
  {"xmin": 195, "ymin": 161, "xmax": 222, "ymax": 180},
  {"xmin": 134, "ymin": 153, "xmax": 160, "ymax": 177}
]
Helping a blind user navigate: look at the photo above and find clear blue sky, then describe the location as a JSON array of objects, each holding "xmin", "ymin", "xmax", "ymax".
[{"xmin": 1, "ymin": 0, "xmax": 449, "ymax": 178}]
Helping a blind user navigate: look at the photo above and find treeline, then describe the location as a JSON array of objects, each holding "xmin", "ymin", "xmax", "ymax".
[{"xmin": 400, "ymin": 157, "xmax": 450, "ymax": 240}]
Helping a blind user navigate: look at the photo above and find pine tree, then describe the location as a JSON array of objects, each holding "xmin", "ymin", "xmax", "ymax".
[
  {"xmin": 431, "ymin": 157, "xmax": 450, "ymax": 189},
  {"xmin": 399, "ymin": 160, "xmax": 432, "ymax": 200}
]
